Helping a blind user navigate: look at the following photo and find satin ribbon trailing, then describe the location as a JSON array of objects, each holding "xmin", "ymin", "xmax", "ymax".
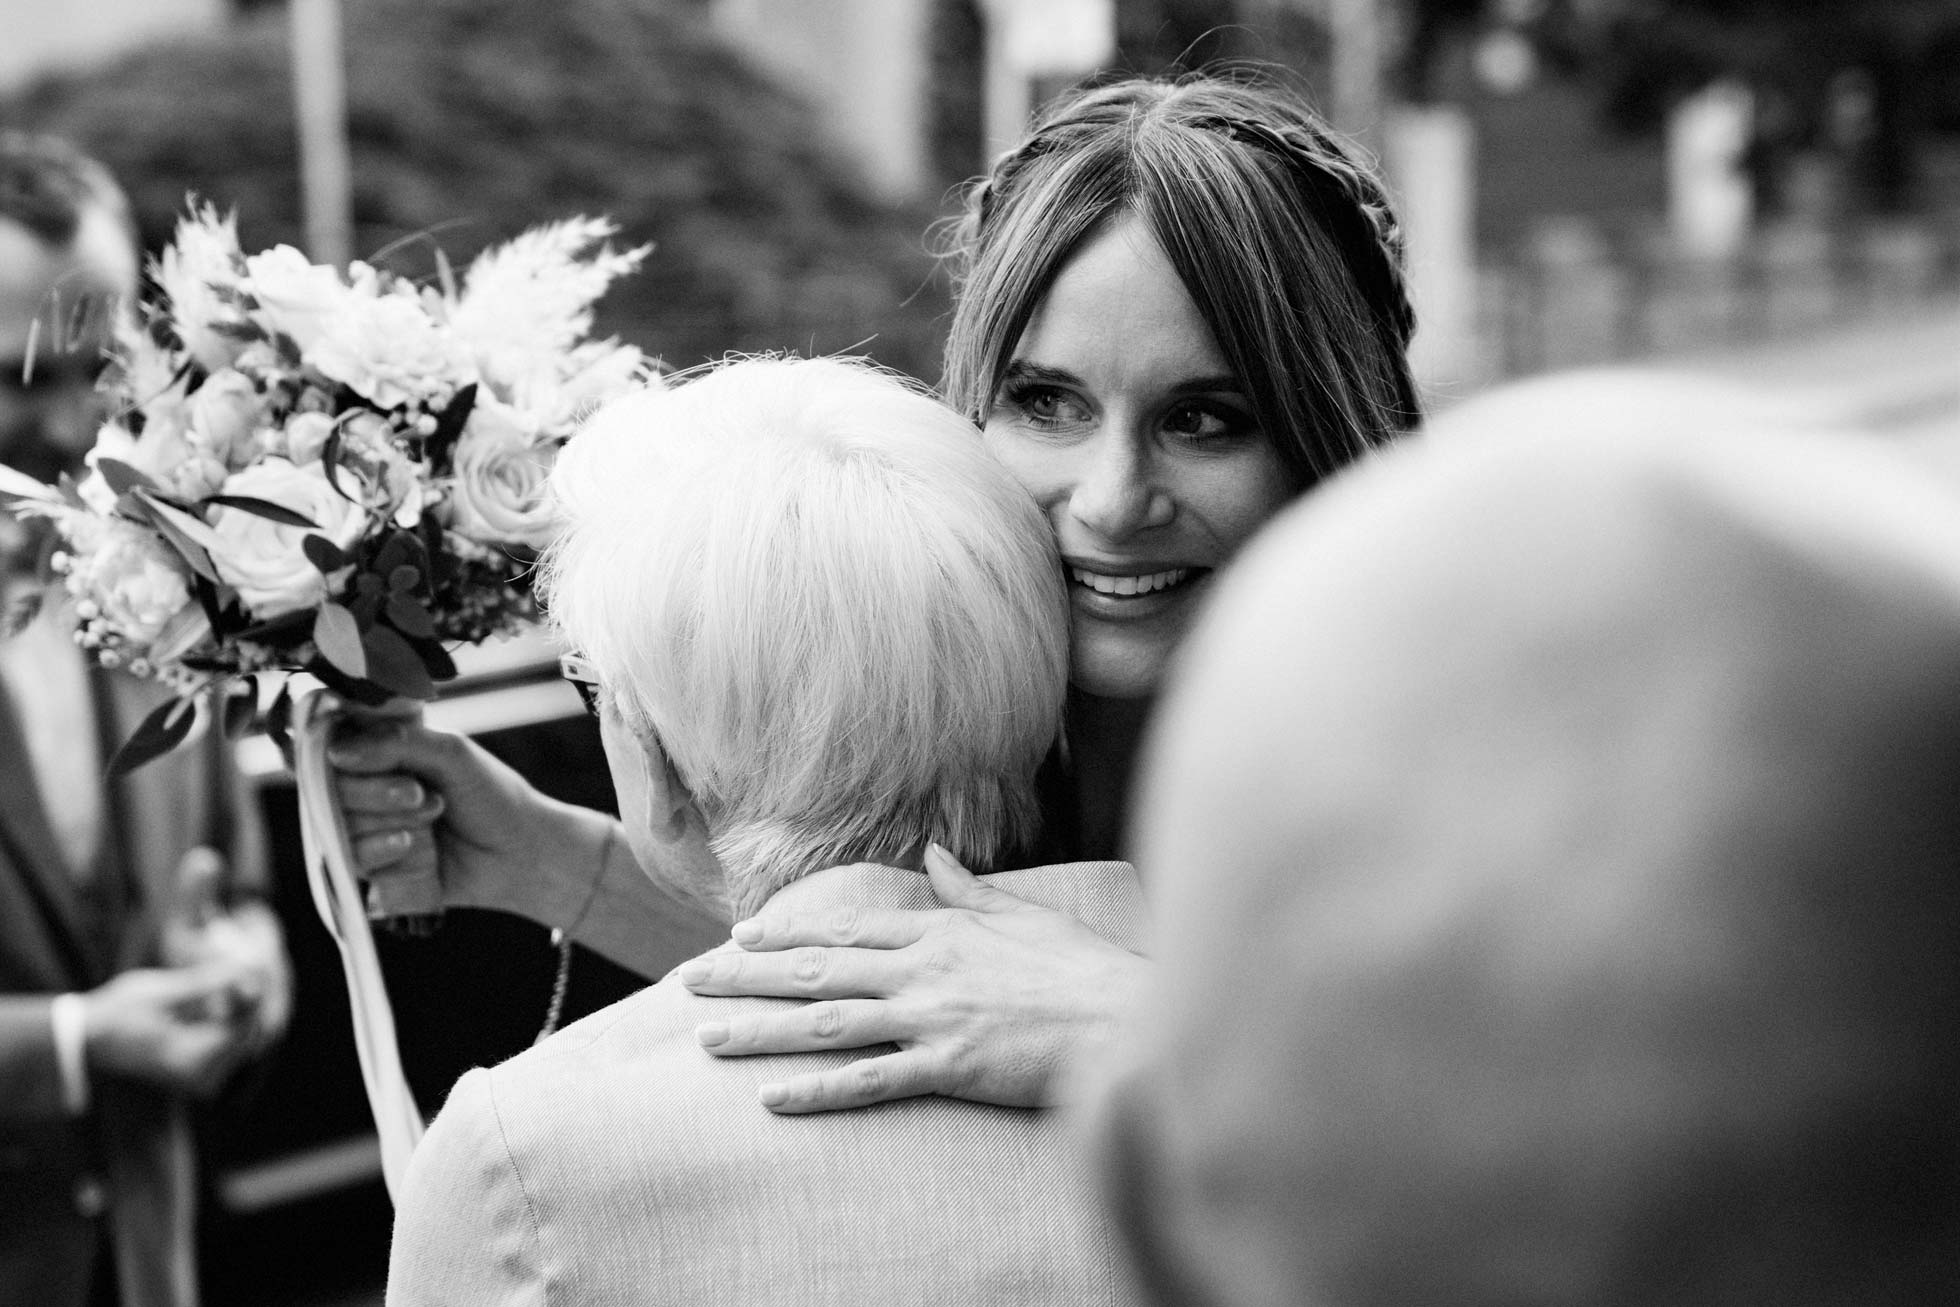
[{"xmin": 292, "ymin": 688, "xmax": 425, "ymax": 1203}]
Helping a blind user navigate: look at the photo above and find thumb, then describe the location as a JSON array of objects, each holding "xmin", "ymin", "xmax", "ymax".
[
  {"xmin": 173, "ymin": 846, "xmax": 227, "ymax": 927},
  {"xmin": 924, "ymin": 842, "xmax": 1026, "ymax": 913}
]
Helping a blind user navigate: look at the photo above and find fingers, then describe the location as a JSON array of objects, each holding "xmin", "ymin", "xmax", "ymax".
[
  {"xmin": 754, "ymin": 1050, "xmax": 940, "ymax": 1114},
  {"xmin": 335, "ymin": 773, "xmax": 446, "ymax": 821},
  {"xmin": 326, "ymin": 720, "xmax": 466, "ymax": 783},
  {"xmin": 923, "ymin": 841, "xmax": 1031, "ymax": 914},
  {"xmin": 695, "ymin": 999, "xmax": 900, "ymax": 1059},
  {"xmin": 730, "ymin": 900, "xmax": 935, "ymax": 953},
  {"xmin": 677, "ymin": 947, "xmax": 903, "ymax": 1001}
]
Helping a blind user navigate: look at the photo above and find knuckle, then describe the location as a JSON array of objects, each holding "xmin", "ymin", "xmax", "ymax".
[
  {"xmin": 790, "ymin": 947, "xmax": 828, "ymax": 984},
  {"xmin": 810, "ymin": 1003, "xmax": 846, "ymax": 1041},
  {"xmin": 850, "ymin": 1061, "xmax": 886, "ymax": 1100},
  {"xmin": 827, "ymin": 905, "xmax": 862, "ymax": 945}
]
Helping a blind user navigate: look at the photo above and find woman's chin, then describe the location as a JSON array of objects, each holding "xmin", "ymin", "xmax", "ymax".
[{"xmin": 1068, "ymin": 629, "xmax": 1179, "ymax": 702}]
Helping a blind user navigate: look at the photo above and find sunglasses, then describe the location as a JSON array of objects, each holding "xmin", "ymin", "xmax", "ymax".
[{"xmin": 559, "ymin": 651, "xmax": 601, "ymax": 718}]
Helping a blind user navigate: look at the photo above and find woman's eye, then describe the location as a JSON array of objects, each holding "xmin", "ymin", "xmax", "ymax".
[
  {"xmin": 1163, "ymin": 401, "xmax": 1253, "ymax": 443},
  {"xmin": 1000, "ymin": 383, "xmax": 1089, "ymax": 428}
]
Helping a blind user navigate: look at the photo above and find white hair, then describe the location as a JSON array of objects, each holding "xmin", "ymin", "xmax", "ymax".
[{"xmin": 540, "ymin": 356, "xmax": 1069, "ymax": 916}]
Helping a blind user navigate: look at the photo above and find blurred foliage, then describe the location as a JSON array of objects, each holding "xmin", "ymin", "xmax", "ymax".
[{"xmin": 0, "ymin": 0, "xmax": 953, "ymax": 380}]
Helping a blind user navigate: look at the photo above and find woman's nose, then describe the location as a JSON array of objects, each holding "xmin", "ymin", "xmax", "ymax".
[{"xmin": 1066, "ymin": 430, "xmax": 1172, "ymax": 541}]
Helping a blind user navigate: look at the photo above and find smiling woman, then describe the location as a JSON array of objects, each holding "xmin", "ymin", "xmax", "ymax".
[{"xmin": 329, "ymin": 70, "xmax": 1422, "ymax": 1122}]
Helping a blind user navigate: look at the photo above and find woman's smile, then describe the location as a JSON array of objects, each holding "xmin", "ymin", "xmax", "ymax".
[{"xmin": 982, "ymin": 212, "xmax": 1293, "ymax": 699}]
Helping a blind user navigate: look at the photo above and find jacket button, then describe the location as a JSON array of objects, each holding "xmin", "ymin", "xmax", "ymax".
[{"xmin": 73, "ymin": 1175, "xmax": 107, "ymax": 1217}]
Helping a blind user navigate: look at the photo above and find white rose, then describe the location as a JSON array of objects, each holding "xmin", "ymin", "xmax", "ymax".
[
  {"xmin": 66, "ymin": 518, "xmax": 195, "ymax": 648},
  {"xmin": 444, "ymin": 400, "xmax": 557, "ymax": 549},
  {"xmin": 243, "ymin": 245, "xmax": 353, "ymax": 356},
  {"xmin": 206, "ymin": 458, "xmax": 368, "ymax": 619},
  {"xmin": 187, "ymin": 369, "xmax": 264, "ymax": 469},
  {"xmin": 282, "ymin": 411, "xmax": 336, "ymax": 465},
  {"xmin": 81, "ymin": 412, "xmax": 220, "ymax": 509}
]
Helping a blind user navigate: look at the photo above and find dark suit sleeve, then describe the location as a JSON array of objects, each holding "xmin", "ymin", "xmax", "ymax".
[
  {"xmin": 0, "ymin": 994, "xmax": 68, "ymax": 1123},
  {"xmin": 387, "ymin": 1068, "xmax": 547, "ymax": 1306}
]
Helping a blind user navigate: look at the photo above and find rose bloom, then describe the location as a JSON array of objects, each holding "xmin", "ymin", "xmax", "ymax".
[
  {"xmin": 278, "ymin": 411, "xmax": 337, "ymax": 465},
  {"xmin": 206, "ymin": 458, "xmax": 369, "ymax": 619},
  {"xmin": 81, "ymin": 410, "xmax": 225, "ymax": 509},
  {"xmin": 243, "ymin": 245, "xmax": 355, "ymax": 358},
  {"xmin": 444, "ymin": 399, "xmax": 557, "ymax": 549},
  {"xmin": 66, "ymin": 516, "xmax": 195, "ymax": 648},
  {"xmin": 186, "ymin": 369, "xmax": 265, "ymax": 470}
]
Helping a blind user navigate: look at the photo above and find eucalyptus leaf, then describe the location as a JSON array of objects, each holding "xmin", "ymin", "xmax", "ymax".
[
  {"xmin": 313, "ymin": 602, "xmax": 368, "ymax": 680},
  {"xmin": 203, "ymin": 495, "xmax": 318, "ymax": 529},
  {"xmin": 363, "ymin": 623, "xmax": 436, "ymax": 701},
  {"xmin": 107, "ymin": 695, "xmax": 197, "ymax": 777}
]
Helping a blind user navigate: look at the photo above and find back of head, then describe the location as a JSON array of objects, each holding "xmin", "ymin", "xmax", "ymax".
[
  {"xmin": 543, "ymin": 356, "xmax": 1068, "ymax": 915},
  {"xmin": 1095, "ymin": 375, "xmax": 1960, "ymax": 1306},
  {"xmin": 941, "ymin": 71, "xmax": 1418, "ymax": 488}
]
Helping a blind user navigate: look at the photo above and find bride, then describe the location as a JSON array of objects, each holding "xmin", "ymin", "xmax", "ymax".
[{"xmin": 331, "ymin": 69, "xmax": 1420, "ymax": 1112}]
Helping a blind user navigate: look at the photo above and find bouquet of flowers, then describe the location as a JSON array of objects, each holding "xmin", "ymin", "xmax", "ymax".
[
  {"xmin": 0, "ymin": 206, "xmax": 648, "ymax": 770},
  {"xmin": 0, "ymin": 210, "xmax": 651, "ymax": 1202}
]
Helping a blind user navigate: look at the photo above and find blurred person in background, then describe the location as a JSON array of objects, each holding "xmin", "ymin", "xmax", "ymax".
[
  {"xmin": 0, "ymin": 132, "xmax": 290, "ymax": 1307},
  {"xmin": 1092, "ymin": 373, "xmax": 1960, "ymax": 1305},
  {"xmin": 329, "ymin": 69, "xmax": 1419, "ymax": 1115},
  {"xmin": 388, "ymin": 357, "xmax": 1138, "ymax": 1305}
]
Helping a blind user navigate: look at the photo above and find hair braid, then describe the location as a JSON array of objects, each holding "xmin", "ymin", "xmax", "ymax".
[{"xmin": 1195, "ymin": 114, "xmax": 1416, "ymax": 354}]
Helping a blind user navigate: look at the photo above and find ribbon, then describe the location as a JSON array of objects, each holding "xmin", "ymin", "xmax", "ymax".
[{"xmin": 291, "ymin": 687, "xmax": 425, "ymax": 1203}]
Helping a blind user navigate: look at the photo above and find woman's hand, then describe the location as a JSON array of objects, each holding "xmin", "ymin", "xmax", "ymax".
[{"xmin": 679, "ymin": 844, "xmax": 1147, "ymax": 1113}]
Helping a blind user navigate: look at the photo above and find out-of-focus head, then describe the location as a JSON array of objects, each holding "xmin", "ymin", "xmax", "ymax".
[
  {"xmin": 1094, "ymin": 373, "xmax": 1960, "ymax": 1306},
  {"xmin": 541, "ymin": 356, "xmax": 1069, "ymax": 920},
  {"xmin": 939, "ymin": 73, "xmax": 1417, "ymax": 701},
  {"xmin": 0, "ymin": 132, "xmax": 137, "ymax": 482}
]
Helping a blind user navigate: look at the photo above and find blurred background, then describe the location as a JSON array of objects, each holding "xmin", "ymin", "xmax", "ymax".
[{"xmin": 3, "ymin": 1, "xmax": 1955, "ymax": 1302}]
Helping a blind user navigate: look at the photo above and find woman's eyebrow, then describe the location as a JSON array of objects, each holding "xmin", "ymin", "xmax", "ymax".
[
  {"xmin": 1165, "ymin": 375, "xmax": 1245, "ymax": 396},
  {"xmin": 999, "ymin": 360, "xmax": 1079, "ymax": 387}
]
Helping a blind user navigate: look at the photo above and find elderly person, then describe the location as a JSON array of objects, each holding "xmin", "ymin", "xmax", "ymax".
[
  {"xmin": 386, "ymin": 357, "xmax": 1144, "ymax": 1306},
  {"xmin": 1093, "ymin": 373, "xmax": 1960, "ymax": 1305}
]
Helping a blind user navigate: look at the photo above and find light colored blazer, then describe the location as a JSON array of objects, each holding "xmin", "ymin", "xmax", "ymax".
[{"xmin": 388, "ymin": 860, "xmax": 1146, "ymax": 1307}]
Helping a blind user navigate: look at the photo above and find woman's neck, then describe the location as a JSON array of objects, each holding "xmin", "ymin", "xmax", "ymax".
[{"xmin": 1066, "ymin": 689, "xmax": 1156, "ymax": 861}]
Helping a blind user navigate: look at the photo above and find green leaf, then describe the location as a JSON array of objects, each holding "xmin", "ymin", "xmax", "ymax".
[
  {"xmin": 313, "ymin": 603, "xmax": 368, "ymax": 680},
  {"xmin": 387, "ymin": 564, "xmax": 421, "ymax": 594},
  {"xmin": 425, "ymin": 383, "xmax": 477, "ymax": 467},
  {"xmin": 139, "ymin": 494, "xmax": 222, "ymax": 585},
  {"xmin": 384, "ymin": 592, "xmax": 436, "ymax": 639},
  {"xmin": 301, "ymin": 533, "xmax": 346, "ymax": 572},
  {"xmin": 96, "ymin": 458, "xmax": 161, "ymax": 498},
  {"xmin": 362, "ymin": 623, "xmax": 436, "ymax": 701},
  {"xmin": 203, "ymin": 495, "xmax": 317, "ymax": 529},
  {"xmin": 107, "ymin": 695, "xmax": 197, "ymax": 777}
]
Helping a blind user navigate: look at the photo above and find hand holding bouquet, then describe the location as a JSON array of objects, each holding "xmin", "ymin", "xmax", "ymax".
[
  {"xmin": 1, "ymin": 207, "xmax": 648, "ymax": 770},
  {"xmin": 2, "ymin": 208, "xmax": 653, "ymax": 1202}
]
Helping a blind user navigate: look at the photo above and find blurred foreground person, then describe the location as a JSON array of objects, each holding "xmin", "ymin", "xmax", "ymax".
[
  {"xmin": 0, "ymin": 134, "xmax": 289, "ymax": 1307},
  {"xmin": 1094, "ymin": 373, "xmax": 1960, "ymax": 1306},
  {"xmin": 387, "ymin": 357, "xmax": 1140, "ymax": 1306}
]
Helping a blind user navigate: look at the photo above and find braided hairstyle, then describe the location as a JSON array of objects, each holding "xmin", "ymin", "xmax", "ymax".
[{"xmin": 941, "ymin": 73, "xmax": 1418, "ymax": 490}]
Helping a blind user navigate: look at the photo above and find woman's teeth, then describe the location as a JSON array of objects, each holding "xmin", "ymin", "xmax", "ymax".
[{"xmin": 1069, "ymin": 567, "xmax": 1190, "ymax": 597}]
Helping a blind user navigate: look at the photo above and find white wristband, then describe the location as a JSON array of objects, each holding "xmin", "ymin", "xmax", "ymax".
[{"xmin": 50, "ymin": 993, "xmax": 90, "ymax": 1117}]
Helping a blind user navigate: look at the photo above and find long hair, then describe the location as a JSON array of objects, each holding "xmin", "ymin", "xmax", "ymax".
[
  {"xmin": 940, "ymin": 73, "xmax": 1418, "ymax": 490},
  {"xmin": 540, "ymin": 357, "xmax": 1070, "ymax": 915}
]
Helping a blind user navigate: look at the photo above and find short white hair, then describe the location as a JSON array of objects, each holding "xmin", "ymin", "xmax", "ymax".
[{"xmin": 541, "ymin": 356, "xmax": 1069, "ymax": 915}]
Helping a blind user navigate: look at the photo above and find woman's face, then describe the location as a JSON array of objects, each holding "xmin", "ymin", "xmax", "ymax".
[{"xmin": 981, "ymin": 213, "xmax": 1295, "ymax": 700}]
